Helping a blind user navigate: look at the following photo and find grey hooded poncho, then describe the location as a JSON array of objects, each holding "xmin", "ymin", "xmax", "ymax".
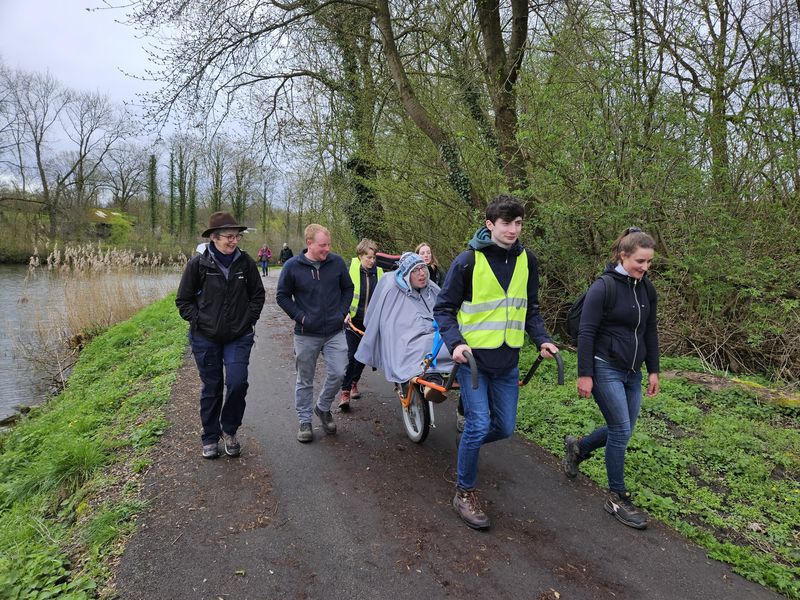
[{"xmin": 354, "ymin": 253, "xmax": 453, "ymax": 383}]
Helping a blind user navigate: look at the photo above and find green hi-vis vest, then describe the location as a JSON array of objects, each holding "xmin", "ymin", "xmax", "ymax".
[
  {"xmin": 349, "ymin": 257, "xmax": 384, "ymax": 317},
  {"xmin": 457, "ymin": 250, "xmax": 529, "ymax": 349}
]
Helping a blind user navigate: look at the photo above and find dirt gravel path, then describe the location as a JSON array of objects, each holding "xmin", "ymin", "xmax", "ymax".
[{"xmin": 115, "ymin": 275, "xmax": 781, "ymax": 600}]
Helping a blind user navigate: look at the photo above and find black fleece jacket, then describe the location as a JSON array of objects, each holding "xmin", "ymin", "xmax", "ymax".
[
  {"xmin": 175, "ymin": 248, "xmax": 265, "ymax": 343},
  {"xmin": 577, "ymin": 264, "xmax": 660, "ymax": 377}
]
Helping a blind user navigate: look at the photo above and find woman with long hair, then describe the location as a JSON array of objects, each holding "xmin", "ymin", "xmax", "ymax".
[{"xmin": 563, "ymin": 227, "xmax": 660, "ymax": 530}]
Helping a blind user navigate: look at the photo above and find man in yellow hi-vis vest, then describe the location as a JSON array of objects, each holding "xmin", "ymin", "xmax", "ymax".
[
  {"xmin": 340, "ymin": 238, "xmax": 383, "ymax": 410},
  {"xmin": 433, "ymin": 195, "xmax": 559, "ymax": 530}
]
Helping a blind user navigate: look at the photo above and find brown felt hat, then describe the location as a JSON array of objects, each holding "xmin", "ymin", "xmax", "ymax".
[{"xmin": 201, "ymin": 211, "xmax": 248, "ymax": 237}]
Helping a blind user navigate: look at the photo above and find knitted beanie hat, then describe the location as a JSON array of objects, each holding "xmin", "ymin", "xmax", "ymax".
[{"xmin": 394, "ymin": 252, "xmax": 426, "ymax": 291}]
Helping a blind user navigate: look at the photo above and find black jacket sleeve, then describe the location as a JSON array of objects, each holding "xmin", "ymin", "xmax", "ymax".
[
  {"xmin": 275, "ymin": 259, "xmax": 302, "ymax": 323},
  {"xmin": 246, "ymin": 257, "xmax": 266, "ymax": 326},
  {"xmin": 644, "ymin": 285, "xmax": 660, "ymax": 374},
  {"xmin": 175, "ymin": 257, "xmax": 201, "ymax": 324},
  {"xmin": 523, "ymin": 249, "xmax": 553, "ymax": 349}
]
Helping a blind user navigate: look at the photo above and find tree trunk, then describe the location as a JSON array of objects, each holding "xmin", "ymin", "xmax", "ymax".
[
  {"xmin": 374, "ymin": 0, "xmax": 479, "ymax": 209},
  {"xmin": 476, "ymin": 0, "xmax": 530, "ymax": 205}
]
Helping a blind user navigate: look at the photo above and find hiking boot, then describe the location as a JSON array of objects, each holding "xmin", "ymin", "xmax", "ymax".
[
  {"xmin": 604, "ymin": 491, "xmax": 649, "ymax": 530},
  {"xmin": 563, "ymin": 435, "xmax": 581, "ymax": 478},
  {"xmin": 222, "ymin": 432, "xmax": 241, "ymax": 457},
  {"xmin": 338, "ymin": 389, "xmax": 351, "ymax": 411},
  {"xmin": 350, "ymin": 382, "xmax": 361, "ymax": 399},
  {"xmin": 297, "ymin": 422, "xmax": 313, "ymax": 443},
  {"xmin": 314, "ymin": 405, "xmax": 337, "ymax": 435},
  {"xmin": 202, "ymin": 442, "xmax": 219, "ymax": 459},
  {"xmin": 452, "ymin": 488, "xmax": 490, "ymax": 530}
]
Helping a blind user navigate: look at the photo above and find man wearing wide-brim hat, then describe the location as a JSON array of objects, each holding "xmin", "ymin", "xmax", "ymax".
[{"xmin": 176, "ymin": 211, "xmax": 265, "ymax": 459}]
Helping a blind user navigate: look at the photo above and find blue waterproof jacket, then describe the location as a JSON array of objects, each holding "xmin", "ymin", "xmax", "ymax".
[
  {"xmin": 276, "ymin": 250, "xmax": 354, "ymax": 337},
  {"xmin": 577, "ymin": 264, "xmax": 660, "ymax": 377}
]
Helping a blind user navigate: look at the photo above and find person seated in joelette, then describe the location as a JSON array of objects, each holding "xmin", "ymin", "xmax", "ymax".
[{"xmin": 355, "ymin": 252, "xmax": 452, "ymax": 391}]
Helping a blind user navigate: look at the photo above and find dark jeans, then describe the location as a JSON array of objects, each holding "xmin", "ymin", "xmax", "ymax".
[
  {"xmin": 190, "ymin": 330, "xmax": 255, "ymax": 445},
  {"xmin": 260, "ymin": 260, "xmax": 268, "ymax": 276},
  {"xmin": 577, "ymin": 359, "xmax": 642, "ymax": 493},
  {"xmin": 456, "ymin": 365, "xmax": 519, "ymax": 490},
  {"xmin": 341, "ymin": 326, "xmax": 366, "ymax": 391}
]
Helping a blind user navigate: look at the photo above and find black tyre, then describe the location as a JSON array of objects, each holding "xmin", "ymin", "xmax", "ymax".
[{"xmin": 401, "ymin": 384, "xmax": 430, "ymax": 443}]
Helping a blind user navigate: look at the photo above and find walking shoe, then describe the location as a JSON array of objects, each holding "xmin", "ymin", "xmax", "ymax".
[
  {"xmin": 222, "ymin": 432, "xmax": 241, "ymax": 457},
  {"xmin": 604, "ymin": 491, "xmax": 649, "ymax": 530},
  {"xmin": 338, "ymin": 389, "xmax": 351, "ymax": 411},
  {"xmin": 350, "ymin": 382, "xmax": 361, "ymax": 399},
  {"xmin": 314, "ymin": 405, "xmax": 337, "ymax": 435},
  {"xmin": 297, "ymin": 422, "xmax": 313, "ymax": 443},
  {"xmin": 563, "ymin": 435, "xmax": 581, "ymax": 478},
  {"xmin": 452, "ymin": 488, "xmax": 490, "ymax": 530},
  {"xmin": 202, "ymin": 442, "xmax": 219, "ymax": 459}
]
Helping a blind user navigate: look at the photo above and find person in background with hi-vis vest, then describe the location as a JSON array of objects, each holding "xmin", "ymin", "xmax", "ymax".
[
  {"xmin": 339, "ymin": 238, "xmax": 383, "ymax": 410},
  {"xmin": 433, "ymin": 195, "xmax": 559, "ymax": 530}
]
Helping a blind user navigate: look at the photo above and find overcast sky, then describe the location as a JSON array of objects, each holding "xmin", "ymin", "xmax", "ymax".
[{"xmin": 0, "ymin": 0, "xmax": 157, "ymax": 106}]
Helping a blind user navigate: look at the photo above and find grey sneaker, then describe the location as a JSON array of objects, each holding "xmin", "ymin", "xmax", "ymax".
[
  {"xmin": 222, "ymin": 432, "xmax": 241, "ymax": 457},
  {"xmin": 202, "ymin": 442, "xmax": 219, "ymax": 459},
  {"xmin": 314, "ymin": 405, "xmax": 337, "ymax": 435},
  {"xmin": 563, "ymin": 435, "xmax": 581, "ymax": 478},
  {"xmin": 452, "ymin": 488, "xmax": 490, "ymax": 530},
  {"xmin": 604, "ymin": 491, "xmax": 649, "ymax": 529},
  {"xmin": 297, "ymin": 422, "xmax": 313, "ymax": 443}
]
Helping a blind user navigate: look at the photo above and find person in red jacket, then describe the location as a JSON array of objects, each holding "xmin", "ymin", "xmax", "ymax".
[{"xmin": 257, "ymin": 243, "xmax": 272, "ymax": 276}]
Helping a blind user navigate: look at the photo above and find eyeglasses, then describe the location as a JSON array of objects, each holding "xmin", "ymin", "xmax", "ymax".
[
  {"xmin": 411, "ymin": 265, "xmax": 428, "ymax": 274},
  {"xmin": 627, "ymin": 227, "xmax": 642, "ymax": 234},
  {"xmin": 219, "ymin": 233, "xmax": 243, "ymax": 241}
]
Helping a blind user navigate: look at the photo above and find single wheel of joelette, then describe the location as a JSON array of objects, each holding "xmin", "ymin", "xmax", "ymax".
[{"xmin": 401, "ymin": 384, "xmax": 430, "ymax": 443}]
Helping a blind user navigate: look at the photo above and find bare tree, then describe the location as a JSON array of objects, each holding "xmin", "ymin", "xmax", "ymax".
[
  {"xmin": 103, "ymin": 142, "xmax": 148, "ymax": 211},
  {"xmin": 6, "ymin": 70, "xmax": 71, "ymax": 236},
  {"xmin": 61, "ymin": 91, "xmax": 127, "ymax": 210}
]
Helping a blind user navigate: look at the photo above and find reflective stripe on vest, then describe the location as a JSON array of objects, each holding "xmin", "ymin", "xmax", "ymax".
[
  {"xmin": 457, "ymin": 250, "xmax": 528, "ymax": 349},
  {"xmin": 349, "ymin": 257, "xmax": 383, "ymax": 317}
]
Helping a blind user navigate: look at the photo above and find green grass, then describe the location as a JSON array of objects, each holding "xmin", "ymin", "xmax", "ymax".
[
  {"xmin": 517, "ymin": 349, "xmax": 800, "ymax": 599},
  {"xmin": 0, "ymin": 294, "xmax": 187, "ymax": 599}
]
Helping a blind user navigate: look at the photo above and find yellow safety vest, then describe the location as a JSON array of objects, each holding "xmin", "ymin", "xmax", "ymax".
[
  {"xmin": 349, "ymin": 257, "xmax": 383, "ymax": 317},
  {"xmin": 457, "ymin": 250, "xmax": 528, "ymax": 349}
]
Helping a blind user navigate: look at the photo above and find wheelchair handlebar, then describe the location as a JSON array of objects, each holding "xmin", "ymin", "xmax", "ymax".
[
  {"xmin": 520, "ymin": 351, "xmax": 565, "ymax": 386},
  {"xmin": 444, "ymin": 350, "xmax": 478, "ymax": 390}
]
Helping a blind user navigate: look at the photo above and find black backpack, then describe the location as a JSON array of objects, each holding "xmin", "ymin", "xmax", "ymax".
[
  {"xmin": 565, "ymin": 274, "xmax": 616, "ymax": 344},
  {"xmin": 565, "ymin": 273, "xmax": 656, "ymax": 344}
]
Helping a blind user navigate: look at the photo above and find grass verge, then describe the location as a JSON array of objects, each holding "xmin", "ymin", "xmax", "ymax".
[
  {"xmin": 0, "ymin": 294, "xmax": 187, "ymax": 599},
  {"xmin": 517, "ymin": 349, "xmax": 800, "ymax": 599}
]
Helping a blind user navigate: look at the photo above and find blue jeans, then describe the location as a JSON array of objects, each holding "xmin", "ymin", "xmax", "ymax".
[
  {"xmin": 578, "ymin": 360, "xmax": 642, "ymax": 493},
  {"xmin": 190, "ymin": 330, "xmax": 255, "ymax": 445},
  {"xmin": 456, "ymin": 365, "xmax": 519, "ymax": 491},
  {"xmin": 260, "ymin": 260, "xmax": 268, "ymax": 276},
  {"xmin": 293, "ymin": 331, "xmax": 348, "ymax": 424}
]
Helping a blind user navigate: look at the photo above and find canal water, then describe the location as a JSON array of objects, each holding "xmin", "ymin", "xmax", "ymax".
[{"xmin": 1, "ymin": 265, "xmax": 181, "ymax": 422}]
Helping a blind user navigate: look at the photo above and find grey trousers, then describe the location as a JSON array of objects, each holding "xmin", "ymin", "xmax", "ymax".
[{"xmin": 293, "ymin": 330, "xmax": 348, "ymax": 424}]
